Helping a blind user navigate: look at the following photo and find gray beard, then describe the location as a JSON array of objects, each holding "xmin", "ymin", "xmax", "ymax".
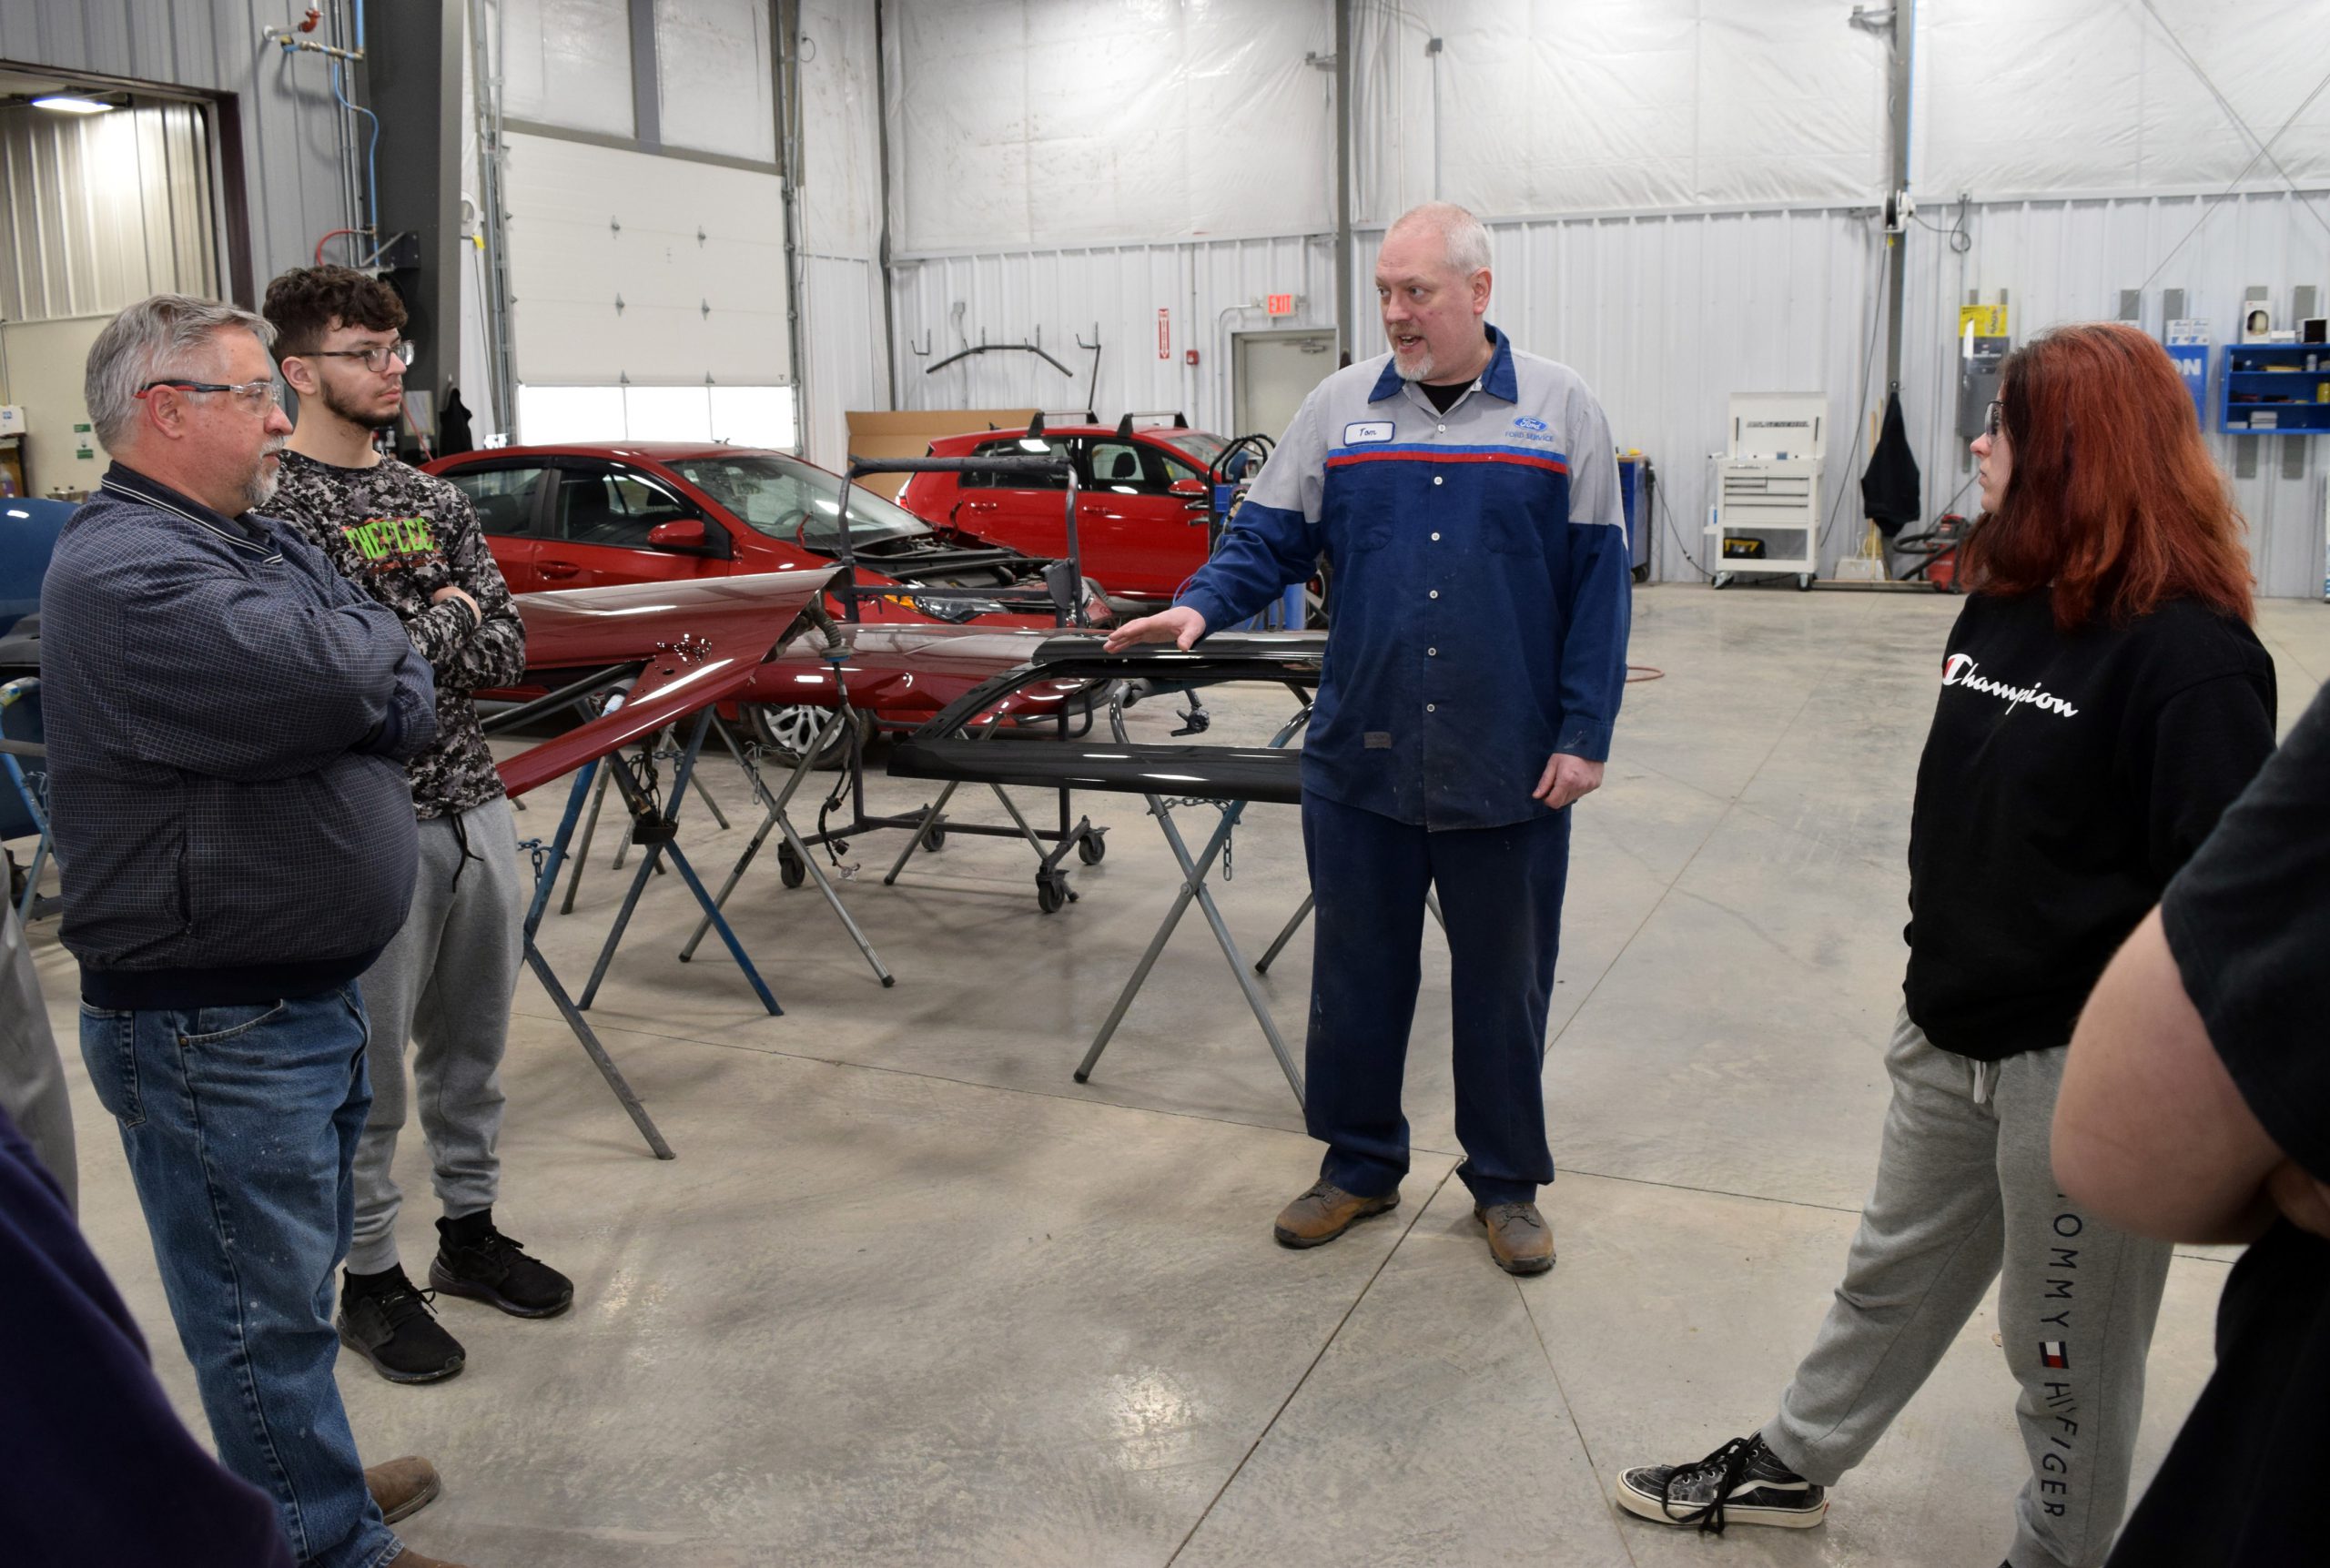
[
  {"xmin": 242, "ymin": 448, "xmax": 285, "ymax": 511},
  {"xmin": 1393, "ymin": 348, "xmax": 1436, "ymax": 382}
]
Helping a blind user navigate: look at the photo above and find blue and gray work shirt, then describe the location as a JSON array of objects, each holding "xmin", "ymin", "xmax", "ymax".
[{"xmin": 1176, "ymin": 324, "xmax": 1632, "ymax": 830}]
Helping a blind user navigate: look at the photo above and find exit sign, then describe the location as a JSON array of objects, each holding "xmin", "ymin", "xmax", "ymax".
[{"xmin": 1265, "ymin": 293, "xmax": 1295, "ymax": 317}]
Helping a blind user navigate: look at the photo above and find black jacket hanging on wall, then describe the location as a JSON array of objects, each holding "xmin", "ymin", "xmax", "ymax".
[{"xmin": 1861, "ymin": 388, "xmax": 1921, "ymax": 536}]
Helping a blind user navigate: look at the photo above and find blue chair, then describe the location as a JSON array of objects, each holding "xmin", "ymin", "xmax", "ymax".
[{"xmin": 0, "ymin": 497, "xmax": 72, "ymax": 636}]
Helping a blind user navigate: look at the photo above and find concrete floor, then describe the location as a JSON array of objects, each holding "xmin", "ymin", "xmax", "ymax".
[{"xmin": 25, "ymin": 586, "xmax": 2330, "ymax": 1567}]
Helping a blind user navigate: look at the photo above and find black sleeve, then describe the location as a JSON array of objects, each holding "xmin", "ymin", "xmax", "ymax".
[
  {"xmin": 0, "ymin": 1111, "xmax": 295, "ymax": 1566},
  {"xmin": 2160, "ymin": 680, "xmax": 2330, "ymax": 1183},
  {"xmin": 2138, "ymin": 671, "xmax": 2277, "ymax": 885}
]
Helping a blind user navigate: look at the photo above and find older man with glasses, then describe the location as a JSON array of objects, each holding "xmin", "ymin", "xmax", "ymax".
[{"xmin": 38, "ymin": 293, "xmax": 471, "ymax": 1568}]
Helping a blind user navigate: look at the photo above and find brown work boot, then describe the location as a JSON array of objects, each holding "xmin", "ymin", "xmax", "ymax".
[
  {"xmin": 1273, "ymin": 1179, "xmax": 1399, "ymax": 1248},
  {"xmin": 365, "ymin": 1454, "xmax": 441, "ymax": 1525},
  {"xmin": 1475, "ymin": 1200, "xmax": 1555, "ymax": 1275}
]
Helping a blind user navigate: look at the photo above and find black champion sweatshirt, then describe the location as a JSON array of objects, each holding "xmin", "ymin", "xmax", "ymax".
[{"xmin": 1902, "ymin": 591, "xmax": 2276, "ymax": 1061}]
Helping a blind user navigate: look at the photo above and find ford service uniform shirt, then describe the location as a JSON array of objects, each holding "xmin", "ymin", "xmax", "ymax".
[{"xmin": 1177, "ymin": 325, "xmax": 1631, "ymax": 830}]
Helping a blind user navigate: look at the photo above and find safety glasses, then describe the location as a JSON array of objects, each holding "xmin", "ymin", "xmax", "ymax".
[{"xmin": 134, "ymin": 377, "xmax": 285, "ymax": 413}]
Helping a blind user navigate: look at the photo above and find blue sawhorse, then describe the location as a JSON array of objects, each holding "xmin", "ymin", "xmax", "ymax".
[{"xmin": 519, "ymin": 703, "xmax": 778, "ymax": 1160}]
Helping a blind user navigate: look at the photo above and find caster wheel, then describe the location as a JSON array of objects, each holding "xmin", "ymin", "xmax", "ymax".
[
  {"xmin": 777, "ymin": 843, "xmax": 806, "ymax": 889},
  {"xmin": 921, "ymin": 820, "xmax": 947, "ymax": 852},
  {"xmin": 1035, "ymin": 873, "xmax": 1067, "ymax": 915},
  {"xmin": 1797, "ymin": 573, "xmax": 1816, "ymax": 592},
  {"xmin": 1077, "ymin": 833, "xmax": 1106, "ymax": 865},
  {"xmin": 1711, "ymin": 572, "xmax": 1731, "ymax": 590}
]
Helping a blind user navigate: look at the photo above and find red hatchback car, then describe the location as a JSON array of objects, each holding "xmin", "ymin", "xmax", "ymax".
[
  {"xmin": 425, "ymin": 442, "xmax": 1109, "ymax": 758},
  {"xmin": 897, "ymin": 420, "xmax": 1244, "ymax": 603}
]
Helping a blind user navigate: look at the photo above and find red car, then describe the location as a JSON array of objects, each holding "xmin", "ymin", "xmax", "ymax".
[
  {"xmin": 896, "ymin": 419, "xmax": 1244, "ymax": 603},
  {"xmin": 426, "ymin": 442, "xmax": 1109, "ymax": 759}
]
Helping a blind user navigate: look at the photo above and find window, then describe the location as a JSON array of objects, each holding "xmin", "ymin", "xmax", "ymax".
[
  {"xmin": 500, "ymin": 0, "xmax": 636, "ymax": 138},
  {"xmin": 1083, "ymin": 440, "xmax": 1173, "ymax": 494},
  {"xmin": 446, "ymin": 467, "xmax": 547, "ymax": 536},
  {"xmin": 555, "ymin": 467, "xmax": 694, "ymax": 549},
  {"xmin": 959, "ymin": 437, "xmax": 1070, "ymax": 491},
  {"xmin": 668, "ymin": 453, "xmax": 929, "ymax": 550},
  {"xmin": 654, "ymin": 0, "xmax": 776, "ymax": 163}
]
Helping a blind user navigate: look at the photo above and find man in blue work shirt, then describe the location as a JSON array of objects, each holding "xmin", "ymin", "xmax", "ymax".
[{"xmin": 1105, "ymin": 202, "xmax": 1631, "ymax": 1275}]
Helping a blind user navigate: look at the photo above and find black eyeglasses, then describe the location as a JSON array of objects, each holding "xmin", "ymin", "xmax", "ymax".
[
  {"xmin": 1983, "ymin": 400, "xmax": 2005, "ymax": 440},
  {"xmin": 300, "ymin": 340, "xmax": 415, "ymax": 373}
]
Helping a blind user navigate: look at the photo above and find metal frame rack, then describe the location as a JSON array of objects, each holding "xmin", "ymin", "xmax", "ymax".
[
  {"xmin": 887, "ymin": 632, "xmax": 1328, "ymax": 1099},
  {"xmin": 732, "ymin": 447, "xmax": 1111, "ymax": 914}
]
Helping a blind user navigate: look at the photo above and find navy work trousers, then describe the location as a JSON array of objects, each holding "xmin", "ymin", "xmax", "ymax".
[{"xmin": 1302, "ymin": 792, "xmax": 1571, "ymax": 1208}]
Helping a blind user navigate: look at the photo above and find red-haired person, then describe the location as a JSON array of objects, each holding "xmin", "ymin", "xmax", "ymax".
[{"xmin": 1611, "ymin": 322, "xmax": 2276, "ymax": 1568}]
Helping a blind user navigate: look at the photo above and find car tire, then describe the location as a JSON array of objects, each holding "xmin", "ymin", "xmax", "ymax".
[{"xmin": 744, "ymin": 703, "xmax": 863, "ymax": 769}]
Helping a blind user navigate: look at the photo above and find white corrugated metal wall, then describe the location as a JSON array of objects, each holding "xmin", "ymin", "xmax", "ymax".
[
  {"xmin": 888, "ymin": 193, "xmax": 2330, "ymax": 595},
  {"xmin": 0, "ymin": 101, "xmax": 218, "ymax": 321},
  {"xmin": 1457, "ymin": 207, "xmax": 1887, "ymax": 585},
  {"xmin": 0, "ymin": 0, "xmax": 361, "ymax": 306},
  {"xmin": 888, "ymin": 234, "xmax": 1340, "ymax": 440},
  {"xmin": 1902, "ymin": 189, "xmax": 2330, "ymax": 602},
  {"xmin": 853, "ymin": 1, "xmax": 2330, "ymax": 595}
]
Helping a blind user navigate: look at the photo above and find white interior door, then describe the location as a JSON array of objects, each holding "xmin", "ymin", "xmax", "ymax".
[{"xmin": 1231, "ymin": 329, "xmax": 1338, "ymax": 443}]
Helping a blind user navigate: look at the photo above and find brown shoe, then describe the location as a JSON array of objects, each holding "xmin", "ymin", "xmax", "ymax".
[
  {"xmin": 1475, "ymin": 1201, "xmax": 1555, "ymax": 1275},
  {"xmin": 389, "ymin": 1552, "xmax": 474, "ymax": 1568},
  {"xmin": 365, "ymin": 1454, "xmax": 441, "ymax": 1525},
  {"xmin": 1273, "ymin": 1180, "xmax": 1399, "ymax": 1248}
]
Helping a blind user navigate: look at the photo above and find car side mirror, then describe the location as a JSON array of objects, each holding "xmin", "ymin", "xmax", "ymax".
[
  {"xmin": 1168, "ymin": 477, "xmax": 1205, "ymax": 497},
  {"xmin": 646, "ymin": 517, "xmax": 712, "ymax": 551}
]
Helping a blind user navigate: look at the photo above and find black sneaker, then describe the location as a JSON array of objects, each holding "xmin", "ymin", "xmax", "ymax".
[
  {"xmin": 1614, "ymin": 1434, "xmax": 1828, "ymax": 1532},
  {"xmin": 429, "ymin": 1209, "xmax": 574, "ymax": 1319},
  {"xmin": 336, "ymin": 1267, "xmax": 466, "ymax": 1384}
]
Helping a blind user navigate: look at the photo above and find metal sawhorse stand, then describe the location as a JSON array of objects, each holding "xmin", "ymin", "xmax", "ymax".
[
  {"xmin": 681, "ymin": 704, "xmax": 894, "ymax": 986},
  {"xmin": 505, "ymin": 690, "xmax": 785, "ymax": 1160},
  {"xmin": 1076, "ymin": 694, "xmax": 1312, "ymax": 1107}
]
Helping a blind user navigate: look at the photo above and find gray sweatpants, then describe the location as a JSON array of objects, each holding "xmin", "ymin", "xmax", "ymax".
[
  {"xmin": 348, "ymin": 796, "xmax": 525, "ymax": 1276},
  {"xmin": 1761, "ymin": 1009, "xmax": 2173, "ymax": 1568},
  {"xmin": 1, "ymin": 900, "xmax": 76, "ymax": 1211}
]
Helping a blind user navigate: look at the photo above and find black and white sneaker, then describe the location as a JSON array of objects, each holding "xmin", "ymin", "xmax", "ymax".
[{"xmin": 1615, "ymin": 1434, "xmax": 1828, "ymax": 1532}]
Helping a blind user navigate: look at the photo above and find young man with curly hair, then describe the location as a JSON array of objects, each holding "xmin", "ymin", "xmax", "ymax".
[{"xmin": 263, "ymin": 266, "xmax": 572, "ymax": 1388}]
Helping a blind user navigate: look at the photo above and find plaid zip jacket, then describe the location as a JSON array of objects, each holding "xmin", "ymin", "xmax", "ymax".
[{"xmin": 269, "ymin": 451, "xmax": 527, "ymax": 819}]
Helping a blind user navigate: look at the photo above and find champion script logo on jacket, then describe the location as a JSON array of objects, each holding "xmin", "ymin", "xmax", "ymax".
[{"xmin": 1940, "ymin": 652, "xmax": 2081, "ymax": 718}]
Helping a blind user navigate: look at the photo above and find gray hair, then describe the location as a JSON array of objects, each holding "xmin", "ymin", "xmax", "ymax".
[
  {"xmin": 86, "ymin": 293, "xmax": 275, "ymax": 449},
  {"xmin": 1390, "ymin": 201, "xmax": 1493, "ymax": 278}
]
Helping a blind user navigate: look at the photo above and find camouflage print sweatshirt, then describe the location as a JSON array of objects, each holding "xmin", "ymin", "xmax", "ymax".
[{"xmin": 268, "ymin": 451, "xmax": 528, "ymax": 819}]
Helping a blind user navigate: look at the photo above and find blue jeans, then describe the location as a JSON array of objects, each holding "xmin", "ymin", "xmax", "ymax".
[
  {"xmin": 80, "ymin": 988, "xmax": 400, "ymax": 1568},
  {"xmin": 1302, "ymin": 793, "xmax": 1572, "ymax": 1207}
]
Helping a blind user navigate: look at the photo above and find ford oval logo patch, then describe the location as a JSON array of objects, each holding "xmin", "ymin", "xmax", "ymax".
[
  {"xmin": 1513, "ymin": 416, "xmax": 1548, "ymax": 432},
  {"xmin": 1342, "ymin": 420, "xmax": 1394, "ymax": 445}
]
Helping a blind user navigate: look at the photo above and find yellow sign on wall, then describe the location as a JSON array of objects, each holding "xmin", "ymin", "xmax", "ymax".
[{"xmin": 1959, "ymin": 303, "xmax": 2009, "ymax": 339}]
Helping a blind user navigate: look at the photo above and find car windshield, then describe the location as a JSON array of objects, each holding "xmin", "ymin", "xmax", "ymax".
[
  {"xmin": 1159, "ymin": 432, "xmax": 1229, "ymax": 468},
  {"xmin": 667, "ymin": 453, "xmax": 931, "ymax": 549}
]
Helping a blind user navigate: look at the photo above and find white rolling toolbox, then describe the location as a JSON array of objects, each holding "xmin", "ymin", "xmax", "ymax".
[{"xmin": 1707, "ymin": 391, "xmax": 1827, "ymax": 591}]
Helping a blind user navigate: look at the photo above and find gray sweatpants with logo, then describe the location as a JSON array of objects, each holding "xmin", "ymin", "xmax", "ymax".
[
  {"xmin": 1760, "ymin": 1009, "xmax": 2173, "ymax": 1568},
  {"xmin": 348, "ymin": 796, "xmax": 525, "ymax": 1276}
]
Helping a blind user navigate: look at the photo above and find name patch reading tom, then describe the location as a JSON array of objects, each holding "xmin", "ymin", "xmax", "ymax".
[{"xmin": 1363, "ymin": 732, "xmax": 1393, "ymax": 749}]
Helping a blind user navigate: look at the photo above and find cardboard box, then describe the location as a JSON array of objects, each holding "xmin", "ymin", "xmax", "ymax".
[{"xmin": 844, "ymin": 409, "xmax": 1038, "ymax": 499}]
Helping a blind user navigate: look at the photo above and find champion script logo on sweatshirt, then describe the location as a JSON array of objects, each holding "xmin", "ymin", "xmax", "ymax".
[{"xmin": 1940, "ymin": 652, "xmax": 2081, "ymax": 718}]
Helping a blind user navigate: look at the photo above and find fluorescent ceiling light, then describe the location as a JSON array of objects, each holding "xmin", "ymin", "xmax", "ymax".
[{"xmin": 31, "ymin": 96, "xmax": 113, "ymax": 115}]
